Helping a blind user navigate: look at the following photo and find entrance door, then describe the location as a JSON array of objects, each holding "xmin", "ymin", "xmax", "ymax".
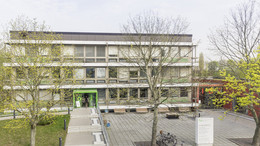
[{"xmin": 73, "ymin": 90, "xmax": 98, "ymax": 108}]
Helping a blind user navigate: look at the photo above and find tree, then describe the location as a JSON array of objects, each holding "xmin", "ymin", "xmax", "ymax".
[
  {"xmin": 121, "ymin": 12, "xmax": 190, "ymax": 145},
  {"xmin": 208, "ymin": 1, "xmax": 260, "ymax": 145},
  {"xmin": 199, "ymin": 52, "xmax": 204, "ymax": 77},
  {"xmin": 1, "ymin": 16, "xmax": 71, "ymax": 146},
  {"xmin": 208, "ymin": 1, "xmax": 260, "ymax": 78},
  {"xmin": 207, "ymin": 49, "xmax": 260, "ymax": 145},
  {"xmin": 207, "ymin": 61, "xmax": 219, "ymax": 77}
]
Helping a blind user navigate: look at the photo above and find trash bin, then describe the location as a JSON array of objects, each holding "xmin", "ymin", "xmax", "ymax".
[{"xmin": 106, "ymin": 120, "xmax": 110, "ymax": 128}]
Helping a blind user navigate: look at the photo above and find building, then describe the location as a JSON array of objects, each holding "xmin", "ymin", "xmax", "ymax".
[{"xmin": 4, "ymin": 31, "xmax": 198, "ymax": 110}]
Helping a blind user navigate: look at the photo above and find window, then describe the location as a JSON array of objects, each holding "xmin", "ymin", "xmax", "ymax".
[
  {"xmin": 109, "ymin": 68, "xmax": 117, "ymax": 78},
  {"xmin": 109, "ymin": 88, "xmax": 117, "ymax": 99},
  {"xmin": 170, "ymin": 47, "xmax": 179, "ymax": 57},
  {"xmin": 98, "ymin": 89, "xmax": 106, "ymax": 100},
  {"xmin": 118, "ymin": 68, "xmax": 128, "ymax": 79},
  {"xmin": 96, "ymin": 58, "xmax": 106, "ymax": 62},
  {"xmin": 140, "ymin": 69, "xmax": 146, "ymax": 77},
  {"xmin": 109, "ymin": 59, "xmax": 117, "ymax": 62},
  {"xmin": 52, "ymin": 67, "xmax": 60, "ymax": 78},
  {"xmin": 108, "ymin": 46, "xmax": 118, "ymax": 57},
  {"xmin": 96, "ymin": 46, "xmax": 106, "ymax": 57},
  {"xmin": 170, "ymin": 88, "xmax": 179, "ymax": 98},
  {"xmin": 161, "ymin": 89, "xmax": 169, "ymax": 97},
  {"xmin": 86, "ymin": 68, "xmax": 95, "ymax": 78},
  {"xmin": 109, "ymin": 80, "xmax": 117, "ymax": 83},
  {"xmin": 97, "ymin": 80, "xmax": 105, "ymax": 83},
  {"xmin": 85, "ymin": 59, "xmax": 95, "ymax": 63},
  {"xmin": 180, "ymin": 88, "xmax": 188, "ymax": 97},
  {"xmin": 180, "ymin": 47, "xmax": 190, "ymax": 57},
  {"xmin": 97, "ymin": 68, "xmax": 106, "ymax": 78},
  {"xmin": 74, "ymin": 46, "xmax": 84, "ymax": 57},
  {"xmin": 67, "ymin": 68, "xmax": 73, "ymax": 78},
  {"xmin": 86, "ymin": 80, "xmax": 95, "ymax": 83},
  {"xmin": 74, "ymin": 58, "xmax": 84, "ymax": 63},
  {"xmin": 119, "ymin": 88, "xmax": 128, "ymax": 98},
  {"xmin": 129, "ymin": 79, "xmax": 138, "ymax": 83},
  {"xmin": 85, "ymin": 46, "xmax": 95, "ymax": 57},
  {"xmin": 74, "ymin": 69, "xmax": 84, "ymax": 79},
  {"xmin": 140, "ymin": 88, "xmax": 148, "ymax": 98},
  {"xmin": 180, "ymin": 68, "xmax": 189, "ymax": 77},
  {"xmin": 130, "ymin": 88, "xmax": 138, "ymax": 98},
  {"xmin": 130, "ymin": 71, "xmax": 138, "ymax": 78}
]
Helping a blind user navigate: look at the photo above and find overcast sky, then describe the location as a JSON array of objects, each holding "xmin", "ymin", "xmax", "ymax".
[{"xmin": 0, "ymin": 0, "xmax": 249, "ymax": 61}]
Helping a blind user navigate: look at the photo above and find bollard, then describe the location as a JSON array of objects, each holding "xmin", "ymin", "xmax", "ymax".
[
  {"xmin": 68, "ymin": 107, "xmax": 70, "ymax": 115},
  {"xmin": 64, "ymin": 119, "xmax": 66, "ymax": 130},
  {"xmin": 13, "ymin": 110, "xmax": 15, "ymax": 119},
  {"xmin": 199, "ymin": 113, "xmax": 200, "ymax": 117},
  {"xmin": 59, "ymin": 137, "xmax": 62, "ymax": 146}
]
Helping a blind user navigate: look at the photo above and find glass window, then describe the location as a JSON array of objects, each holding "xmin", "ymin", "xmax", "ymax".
[
  {"xmin": 109, "ymin": 88, "xmax": 117, "ymax": 99},
  {"xmin": 97, "ymin": 80, "xmax": 105, "ymax": 83},
  {"xmin": 140, "ymin": 69, "xmax": 146, "ymax": 77},
  {"xmin": 109, "ymin": 68, "xmax": 117, "ymax": 78},
  {"xmin": 85, "ymin": 46, "xmax": 95, "ymax": 57},
  {"xmin": 130, "ymin": 88, "xmax": 138, "ymax": 98},
  {"xmin": 109, "ymin": 59, "xmax": 117, "ymax": 62},
  {"xmin": 96, "ymin": 46, "xmax": 106, "ymax": 57},
  {"xmin": 180, "ymin": 68, "xmax": 189, "ymax": 77},
  {"xmin": 86, "ymin": 68, "xmax": 95, "ymax": 78},
  {"xmin": 86, "ymin": 80, "xmax": 95, "ymax": 83},
  {"xmin": 170, "ymin": 88, "xmax": 179, "ymax": 98},
  {"xmin": 97, "ymin": 89, "xmax": 106, "ymax": 100},
  {"xmin": 118, "ymin": 68, "xmax": 128, "ymax": 79},
  {"xmin": 130, "ymin": 71, "xmax": 138, "ymax": 78},
  {"xmin": 180, "ymin": 47, "xmax": 190, "ymax": 57},
  {"xmin": 74, "ymin": 46, "xmax": 84, "ymax": 57},
  {"xmin": 52, "ymin": 67, "xmax": 60, "ymax": 78},
  {"xmin": 108, "ymin": 46, "xmax": 118, "ymax": 57},
  {"xmin": 161, "ymin": 89, "xmax": 169, "ymax": 97},
  {"xmin": 85, "ymin": 58, "xmax": 95, "ymax": 63},
  {"xmin": 97, "ymin": 68, "xmax": 106, "ymax": 78},
  {"xmin": 109, "ymin": 80, "xmax": 117, "ymax": 83},
  {"xmin": 140, "ymin": 88, "xmax": 148, "ymax": 98},
  {"xmin": 119, "ymin": 88, "xmax": 128, "ymax": 98},
  {"xmin": 74, "ymin": 69, "xmax": 84, "ymax": 79},
  {"xmin": 180, "ymin": 88, "xmax": 188, "ymax": 97},
  {"xmin": 96, "ymin": 58, "xmax": 106, "ymax": 62}
]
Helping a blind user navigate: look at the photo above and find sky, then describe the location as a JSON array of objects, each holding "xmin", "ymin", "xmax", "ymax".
[{"xmin": 0, "ymin": 0, "xmax": 249, "ymax": 61}]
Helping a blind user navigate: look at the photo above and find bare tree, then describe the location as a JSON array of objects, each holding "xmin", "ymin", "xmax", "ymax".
[
  {"xmin": 209, "ymin": 1, "xmax": 260, "ymax": 145},
  {"xmin": 121, "ymin": 12, "xmax": 191, "ymax": 145},
  {"xmin": 209, "ymin": 1, "xmax": 260, "ymax": 77}
]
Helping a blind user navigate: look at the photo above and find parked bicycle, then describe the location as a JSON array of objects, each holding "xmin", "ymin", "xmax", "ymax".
[{"xmin": 156, "ymin": 130, "xmax": 177, "ymax": 146}]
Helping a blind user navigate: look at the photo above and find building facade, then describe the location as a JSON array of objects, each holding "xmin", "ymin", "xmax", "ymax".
[{"xmin": 5, "ymin": 31, "xmax": 198, "ymax": 108}]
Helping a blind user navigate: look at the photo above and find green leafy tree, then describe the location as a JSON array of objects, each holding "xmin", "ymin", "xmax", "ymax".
[
  {"xmin": 1, "ymin": 16, "xmax": 72, "ymax": 146},
  {"xmin": 207, "ymin": 49, "xmax": 260, "ymax": 145}
]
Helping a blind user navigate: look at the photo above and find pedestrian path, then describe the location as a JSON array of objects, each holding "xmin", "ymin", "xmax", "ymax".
[{"xmin": 65, "ymin": 108, "xmax": 106, "ymax": 146}]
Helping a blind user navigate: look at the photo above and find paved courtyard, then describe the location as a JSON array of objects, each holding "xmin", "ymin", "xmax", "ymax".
[{"xmin": 103, "ymin": 109, "xmax": 255, "ymax": 146}]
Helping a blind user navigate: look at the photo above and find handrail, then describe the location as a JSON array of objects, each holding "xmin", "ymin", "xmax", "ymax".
[{"xmin": 96, "ymin": 103, "xmax": 110, "ymax": 146}]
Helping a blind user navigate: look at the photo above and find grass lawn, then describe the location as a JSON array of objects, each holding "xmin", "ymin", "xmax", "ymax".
[{"xmin": 0, "ymin": 114, "xmax": 70, "ymax": 146}]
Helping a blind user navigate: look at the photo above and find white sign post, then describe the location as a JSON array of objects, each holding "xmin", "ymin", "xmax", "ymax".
[{"xmin": 195, "ymin": 117, "xmax": 214, "ymax": 146}]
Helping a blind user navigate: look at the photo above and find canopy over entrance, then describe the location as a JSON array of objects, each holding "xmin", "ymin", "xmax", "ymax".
[{"xmin": 73, "ymin": 89, "xmax": 98, "ymax": 108}]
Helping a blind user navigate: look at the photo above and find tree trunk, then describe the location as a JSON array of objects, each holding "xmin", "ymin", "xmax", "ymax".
[
  {"xmin": 252, "ymin": 125, "xmax": 260, "ymax": 146},
  {"xmin": 151, "ymin": 106, "xmax": 158, "ymax": 146},
  {"xmin": 30, "ymin": 124, "xmax": 36, "ymax": 146}
]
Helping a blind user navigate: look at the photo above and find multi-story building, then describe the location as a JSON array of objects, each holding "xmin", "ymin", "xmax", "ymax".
[{"xmin": 5, "ymin": 31, "xmax": 198, "ymax": 110}]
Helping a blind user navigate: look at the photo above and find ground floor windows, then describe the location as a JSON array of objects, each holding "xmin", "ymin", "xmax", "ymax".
[
  {"xmin": 140, "ymin": 88, "xmax": 148, "ymax": 98},
  {"xmin": 97, "ymin": 89, "xmax": 106, "ymax": 100},
  {"xmin": 109, "ymin": 88, "xmax": 117, "ymax": 99},
  {"xmin": 180, "ymin": 87, "xmax": 188, "ymax": 97}
]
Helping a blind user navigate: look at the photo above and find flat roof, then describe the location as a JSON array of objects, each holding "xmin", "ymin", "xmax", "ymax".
[{"xmin": 10, "ymin": 31, "xmax": 193, "ymax": 42}]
